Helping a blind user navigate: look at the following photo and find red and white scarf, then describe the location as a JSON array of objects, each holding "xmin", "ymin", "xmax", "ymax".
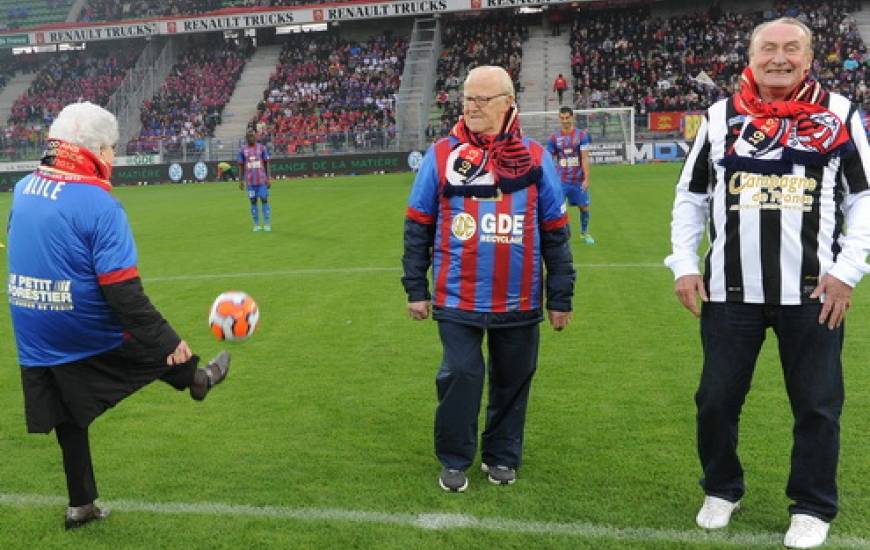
[
  {"xmin": 725, "ymin": 68, "xmax": 851, "ymax": 173},
  {"xmin": 445, "ymin": 106, "xmax": 539, "ymax": 196},
  {"xmin": 39, "ymin": 139, "xmax": 113, "ymax": 187}
]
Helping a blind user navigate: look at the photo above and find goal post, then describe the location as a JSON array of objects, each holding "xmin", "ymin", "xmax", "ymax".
[{"xmin": 518, "ymin": 106, "xmax": 636, "ymax": 165}]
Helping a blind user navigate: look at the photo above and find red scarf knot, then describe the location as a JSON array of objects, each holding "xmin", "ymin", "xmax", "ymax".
[{"xmin": 40, "ymin": 139, "xmax": 113, "ymax": 185}]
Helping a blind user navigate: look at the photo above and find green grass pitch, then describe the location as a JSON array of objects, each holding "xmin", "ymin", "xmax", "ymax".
[{"xmin": 0, "ymin": 164, "xmax": 868, "ymax": 549}]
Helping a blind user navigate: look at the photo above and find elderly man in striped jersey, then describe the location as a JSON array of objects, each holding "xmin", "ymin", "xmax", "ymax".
[
  {"xmin": 402, "ymin": 66, "xmax": 575, "ymax": 493},
  {"xmin": 665, "ymin": 18, "xmax": 870, "ymax": 549}
]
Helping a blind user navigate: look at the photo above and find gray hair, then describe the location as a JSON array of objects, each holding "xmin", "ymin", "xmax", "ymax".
[
  {"xmin": 466, "ymin": 65, "xmax": 515, "ymax": 97},
  {"xmin": 48, "ymin": 101, "xmax": 119, "ymax": 153},
  {"xmin": 748, "ymin": 17, "xmax": 813, "ymax": 58}
]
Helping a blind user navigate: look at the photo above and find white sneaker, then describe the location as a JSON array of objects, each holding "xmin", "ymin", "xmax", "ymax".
[
  {"xmin": 784, "ymin": 514, "xmax": 830, "ymax": 549},
  {"xmin": 696, "ymin": 496, "xmax": 740, "ymax": 529}
]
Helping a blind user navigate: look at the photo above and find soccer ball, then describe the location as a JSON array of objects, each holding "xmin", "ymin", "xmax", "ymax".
[{"xmin": 209, "ymin": 291, "xmax": 259, "ymax": 341}]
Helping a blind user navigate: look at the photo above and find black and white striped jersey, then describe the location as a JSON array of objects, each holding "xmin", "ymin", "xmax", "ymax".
[{"xmin": 665, "ymin": 92, "xmax": 870, "ymax": 305}]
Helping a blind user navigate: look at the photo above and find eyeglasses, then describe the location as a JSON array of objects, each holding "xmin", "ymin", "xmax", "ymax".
[{"xmin": 462, "ymin": 93, "xmax": 509, "ymax": 107}]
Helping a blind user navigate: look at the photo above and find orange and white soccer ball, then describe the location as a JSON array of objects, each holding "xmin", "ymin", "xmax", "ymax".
[{"xmin": 209, "ymin": 291, "xmax": 259, "ymax": 341}]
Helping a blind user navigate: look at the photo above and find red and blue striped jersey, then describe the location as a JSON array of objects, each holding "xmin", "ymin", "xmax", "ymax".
[
  {"xmin": 238, "ymin": 143, "xmax": 270, "ymax": 186},
  {"xmin": 546, "ymin": 128, "xmax": 590, "ymax": 185},
  {"xmin": 406, "ymin": 137, "xmax": 568, "ymax": 313}
]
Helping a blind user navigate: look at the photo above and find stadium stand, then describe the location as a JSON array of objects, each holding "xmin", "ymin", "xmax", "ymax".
[
  {"xmin": 0, "ymin": 0, "xmax": 73, "ymax": 30},
  {"xmin": 0, "ymin": 46, "xmax": 140, "ymax": 159},
  {"xmin": 429, "ymin": 13, "xmax": 529, "ymax": 138},
  {"xmin": 250, "ymin": 30, "xmax": 407, "ymax": 155},
  {"xmin": 79, "ymin": 0, "xmax": 368, "ymax": 22},
  {"xmin": 129, "ymin": 37, "xmax": 250, "ymax": 154},
  {"xmin": 7, "ymin": 48, "xmax": 138, "ymax": 127},
  {"xmin": 569, "ymin": 0, "xmax": 868, "ymax": 119},
  {"xmin": 79, "ymin": 0, "xmax": 222, "ymax": 22}
]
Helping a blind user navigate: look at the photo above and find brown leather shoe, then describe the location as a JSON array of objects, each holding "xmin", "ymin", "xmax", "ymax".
[
  {"xmin": 190, "ymin": 351, "xmax": 231, "ymax": 401},
  {"xmin": 65, "ymin": 503, "xmax": 110, "ymax": 530}
]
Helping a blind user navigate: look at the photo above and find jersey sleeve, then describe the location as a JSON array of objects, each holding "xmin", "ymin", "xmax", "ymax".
[
  {"xmin": 93, "ymin": 202, "xmax": 139, "ymax": 285},
  {"xmin": 237, "ymin": 150, "xmax": 245, "ymax": 165},
  {"xmin": 261, "ymin": 145, "xmax": 270, "ymax": 162},
  {"xmin": 579, "ymin": 131, "xmax": 591, "ymax": 151},
  {"xmin": 537, "ymin": 149, "xmax": 569, "ymax": 230},
  {"xmin": 405, "ymin": 143, "xmax": 439, "ymax": 225}
]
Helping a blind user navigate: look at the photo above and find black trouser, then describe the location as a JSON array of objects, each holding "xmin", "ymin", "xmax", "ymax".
[
  {"xmin": 697, "ymin": 302, "xmax": 844, "ymax": 521},
  {"xmin": 56, "ymin": 423, "xmax": 97, "ymax": 507},
  {"xmin": 49, "ymin": 355, "xmax": 197, "ymax": 507},
  {"xmin": 434, "ymin": 321, "xmax": 539, "ymax": 471}
]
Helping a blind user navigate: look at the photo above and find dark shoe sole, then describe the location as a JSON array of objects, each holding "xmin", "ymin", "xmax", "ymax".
[
  {"xmin": 65, "ymin": 508, "xmax": 110, "ymax": 530},
  {"xmin": 481, "ymin": 463, "xmax": 516, "ymax": 485},
  {"xmin": 438, "ymin": 477, "xmax": 468, "ymax": 493},
  {"xmin": 190, "ymin": 351, "xmax": 230, "ymax": 401}
]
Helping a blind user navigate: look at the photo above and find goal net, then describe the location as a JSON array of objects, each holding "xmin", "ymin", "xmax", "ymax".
[{"xmin": 518, "ymin": 107, "xmax": 635, "ymax": 165}]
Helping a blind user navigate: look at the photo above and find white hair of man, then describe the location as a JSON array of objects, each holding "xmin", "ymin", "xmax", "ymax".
[
  {"xmin": 48, "ymin": 101, "xmax": 119, "ymax": 154},
  {"xmin": 466, "ymin": 65, "xmax": 515, "ymax": 97},
  {"xmin": 748, "ymin": 17, "xmax": 814, "ymax": 58}
]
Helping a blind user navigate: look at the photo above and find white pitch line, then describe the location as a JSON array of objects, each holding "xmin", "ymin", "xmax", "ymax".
[
  {"xmin": 0, "ymin": 493, "xmax": 868, "ymax": 548},
  {"xmin": 141, "ymin": 263, "xmax": 664, "ymax": 283}
]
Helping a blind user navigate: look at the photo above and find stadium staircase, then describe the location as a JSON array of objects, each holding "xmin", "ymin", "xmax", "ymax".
[
  {"xmin": 211, "ymin": 44, "xmax": 283, "ymax": 149},
  {"xmin": 517, "ymin": 24, "xmax": 573, "ymax": 113},
  {"xmin": 66, "ymin": 0, "xmax": 88, "ymax": 22},
  {"xmin": 855, "ymin": 8, "xmax": 870, "ymax": 49},
  {"xmin": 395, "ymin": 16, "xmax": 441, "ymax": 151},
  {"xmin": 0, "ymin": 70, "xmax": 38, "ymax": 125},
  {"xmin": 111, "ymin": 37, "xmax": 182, "ymax": 153}
]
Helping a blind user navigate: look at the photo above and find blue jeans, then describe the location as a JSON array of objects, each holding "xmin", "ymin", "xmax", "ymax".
[
  {"xmin": 434, "ymin": 321, "xmax": 539, "ymax": 471},
  {"xmin": 697, "ymin": 302, "xmax": 844, "ymax": 521}
]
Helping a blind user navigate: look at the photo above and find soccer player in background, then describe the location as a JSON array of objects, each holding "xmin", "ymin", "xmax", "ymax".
[
  {"xmin": 546, "ymin": 106, "xmax": 594, "ymax": 244},
  {"xmin": 239, "ymin": 130, "xmax": 271, "ymax": 232}
]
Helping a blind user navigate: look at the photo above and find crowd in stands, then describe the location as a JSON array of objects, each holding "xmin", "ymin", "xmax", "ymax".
[
  {"xmin": 1, "ymin": 0, "xmax": 71, "ymax": 30},
  {"xmin": 0, "ymin": 54, "xmax": 35, "ymax": 93},
  {"xmin": 568, "ymin": 0, "xmax": 868, "ymax": 118},
  {"xmin": 80, "ymin": 0, "xmax": 368, "ymax": 22},
  {"xmin": 250, "ymin": 31, "xmax": 407, "ymax": 154},
  {"xmin": 80, "ymin": 0, "xmax": 222, "ymax": 22},
  {"xmin": 0, "ymin": 48, "xmax": 136, "ymax": 159},
  {"xmin": 429, "ymin": 13, "xmax": 529, "ymax": 138},
  {"xmin": 7, "ymin": 49, "xmax": 138, "ymax": 127},
  {"xmin": 129, "ymin": 38, "xmax": 249, "ymax": 154}
]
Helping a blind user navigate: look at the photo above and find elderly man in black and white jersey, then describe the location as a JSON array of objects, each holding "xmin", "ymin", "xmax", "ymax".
[{"xmin": 665, "ymin": 17, "xmax": 870, "ymax": 550}]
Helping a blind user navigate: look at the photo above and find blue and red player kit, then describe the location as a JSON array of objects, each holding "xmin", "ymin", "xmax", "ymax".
[
  {"xmin": 546, "ymin": 127, "xmax": 590, "ymax": 205},
  {"xmin": 239, "ymin": 142, "xmax": 271, "ymax": 230},
  {"xmin": 404, "ymin": 136, "xmax": 573, "ymax": 316}
]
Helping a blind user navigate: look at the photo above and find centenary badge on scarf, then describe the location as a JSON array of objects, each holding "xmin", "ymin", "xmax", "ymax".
[
  {"xmin": 445, "ymin": 106, "xmax": 541, "ymax": 198},
  {"xmin": 723, "ymin": 68, "xmax": 852, "ymax": 175}
]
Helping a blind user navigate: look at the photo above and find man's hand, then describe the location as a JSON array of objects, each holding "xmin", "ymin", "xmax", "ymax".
[
  {"xmin": 166, "ymin": 340, "xmax": 193, "ymax": 366},
  {"xmin": 581, "ymin": 179, "xmax": 589, "ymax": 191},
  {"xmin": 810, "ymin": 274, "xmax": 853, "ymax": 330},
  {"xmin": 548, "ymin": 310, "xmax": 572, "ymax": 331},
  {"xmin": 407, "ymin": 301, "xmax": 431, "ymax": 320},
  {"xmin": 674, "ymin": 274, "xmax": 708, "ymax": 317}
]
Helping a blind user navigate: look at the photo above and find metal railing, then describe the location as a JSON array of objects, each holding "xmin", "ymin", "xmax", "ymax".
[
  {"xmin": 395, "ymin": 16, "xmax": 441, "ymax": 151},
  {"xmin": 107, "ymin": 36, "xmax": 181, "ymax": 151},
  {"xmin": 125, "ymin": 129, "xmax": 400, "ymax": 162}
]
